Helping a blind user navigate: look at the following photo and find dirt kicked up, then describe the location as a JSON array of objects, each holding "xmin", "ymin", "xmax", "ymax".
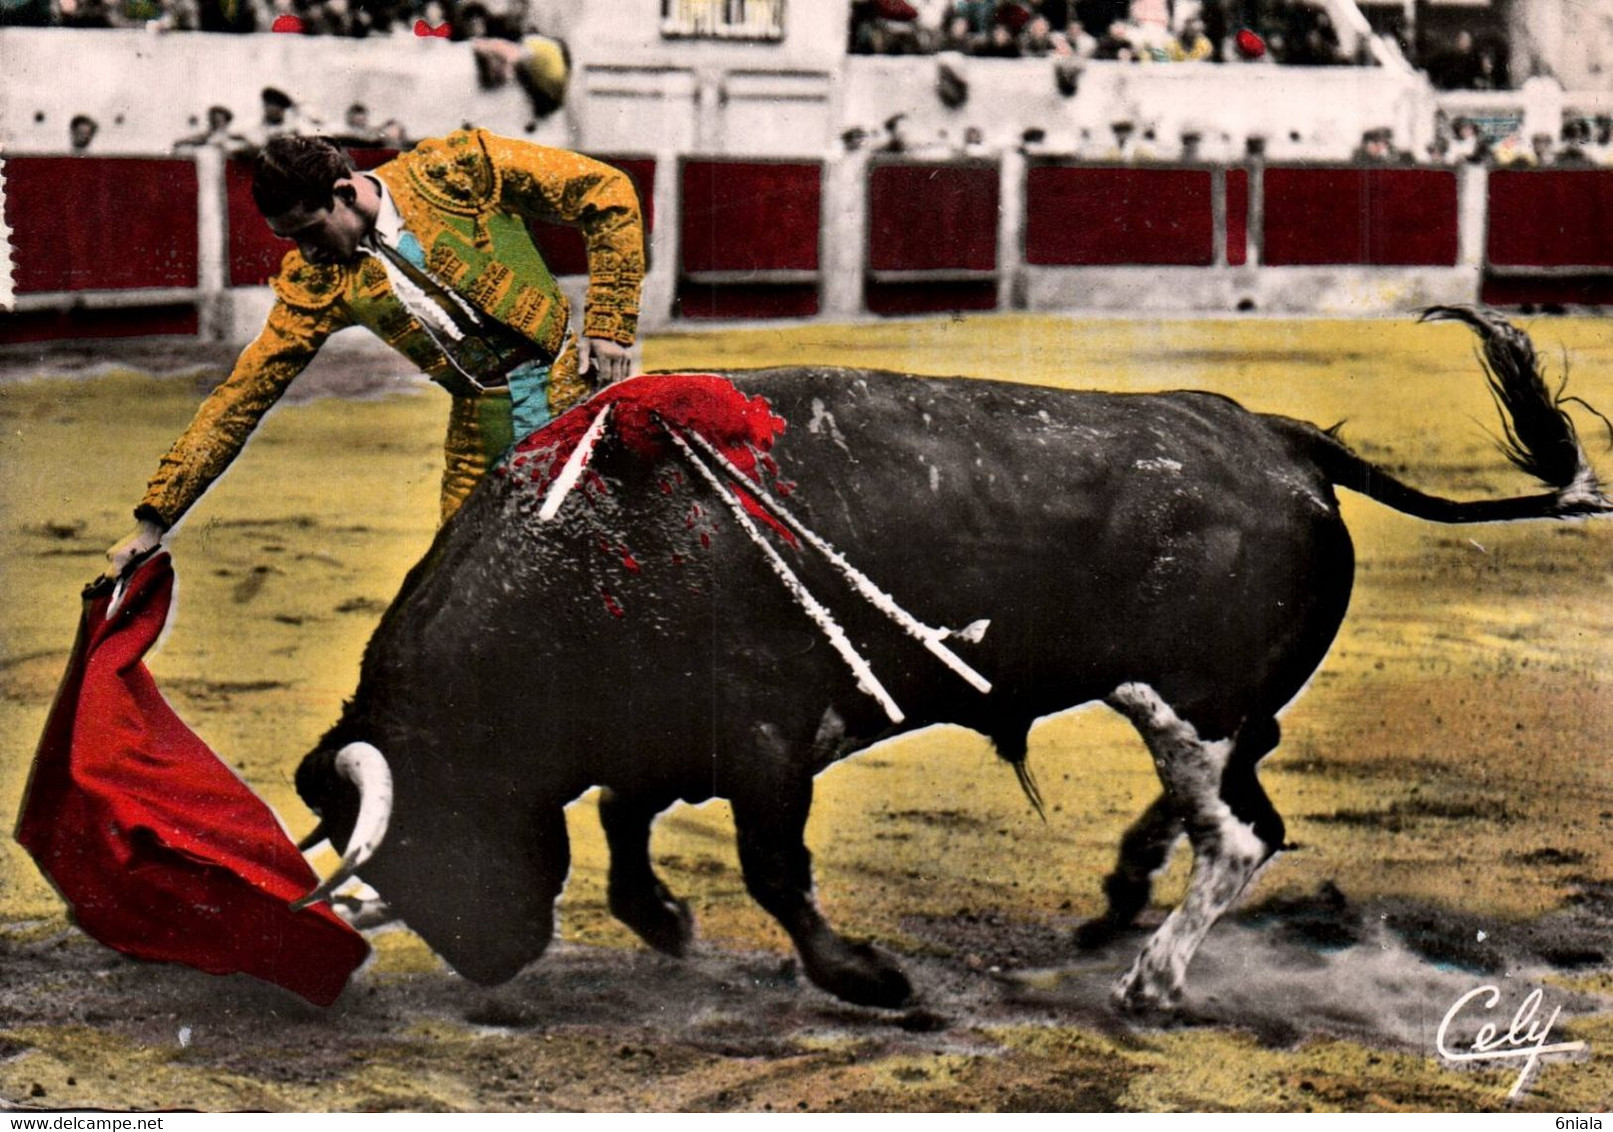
[{"xmin": 2, "ymin": 313, "xmax": 1612, "ymax": 1112}]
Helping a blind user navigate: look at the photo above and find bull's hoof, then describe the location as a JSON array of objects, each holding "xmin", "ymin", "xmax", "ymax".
[
  {"xmin": 610, "ymin": 882, "xmax": 695, "ymax": 958},
  {"xmin": 1073, "ymin": 914, "xmax": 1125, "ymax": 951},
  {"xmin": 1112, "ymin": 963, "xmax": 1182, "ymax": 1015},
  {"xmin": 805, "ymin": 940, "xmax": 915, "ymax": 1009}
]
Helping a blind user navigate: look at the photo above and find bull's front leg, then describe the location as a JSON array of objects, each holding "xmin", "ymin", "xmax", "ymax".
[
  {"xmin": 729, "ymin": 730, "xmax": 914, "ymax": 1009},
  {"xmin": 599, "ymin": 787, "xmax": 694, "ymax": 957}
]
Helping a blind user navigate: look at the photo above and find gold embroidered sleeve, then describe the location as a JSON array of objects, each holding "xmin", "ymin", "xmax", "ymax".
[
  {"xmin": 481, "ymin": 132, "xmax": 646, "ymax": 345},
  {"xmin": 139, "ymin": 300, "xmax": 344, "ymax": 528}
]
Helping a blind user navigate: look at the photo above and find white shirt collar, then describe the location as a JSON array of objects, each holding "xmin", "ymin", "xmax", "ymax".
[{"xmin": 366, "ymin": 174, "xmax": 404, "ymax": 248}]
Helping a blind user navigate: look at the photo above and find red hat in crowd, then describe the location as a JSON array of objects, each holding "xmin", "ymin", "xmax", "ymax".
[{"xmin": 1235, "ymin": 28, "xmax": 1266, "ymax": 59}]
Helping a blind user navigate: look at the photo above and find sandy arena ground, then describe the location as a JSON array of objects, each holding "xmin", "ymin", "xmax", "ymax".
[{"xmin": 2, "ymin": 313, "xmax": 1613, "ymax": 1111}]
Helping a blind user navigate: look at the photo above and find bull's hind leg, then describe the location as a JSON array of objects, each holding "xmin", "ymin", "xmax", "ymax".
[
  {"xmin": 1078, "ymin": 715, "xmax": 1283, "ymax": 950},
  {"xmin": 1105, "ymin": 683, "xmax": 1277, "ymax": 1011},
  {"xmin": 599, "ymin": 788, "xmax": 694, "ymax": 957},
  {"xmin": 730, "ymin": 758, "xmax": 913, "ymax": 1009},
  {"xmin": 1075, "ymin": 792, "xmax": 1183, "ymax": 949}
]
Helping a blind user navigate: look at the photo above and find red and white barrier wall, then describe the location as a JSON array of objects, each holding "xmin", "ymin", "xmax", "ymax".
[
  {"xmin": 9, "ymin": 148, "xmax": 1613, "ymax": 345},
  {"xmin": 8, "ymin": 148, "xmax": 1613, "ymax": 345}
]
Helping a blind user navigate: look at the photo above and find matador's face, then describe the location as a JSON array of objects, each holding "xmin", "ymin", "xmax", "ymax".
[{"xmin": 267, "ymin": 181, "xmax": 371, "ymax": 266}]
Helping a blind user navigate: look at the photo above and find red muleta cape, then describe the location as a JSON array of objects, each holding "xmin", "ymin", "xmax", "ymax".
[{"xmin": 15, "ymin": 552, "xmax": 368, "ymax": 1007}]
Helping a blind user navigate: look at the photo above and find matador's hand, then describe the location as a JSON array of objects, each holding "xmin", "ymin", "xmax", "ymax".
[
  {"xmin": 105, "ymin": 518, "xmax": 166, "ymax": 577},
  {"xmin": 580, "ymin": 336, "xmax": 633, "ymax": 388}
]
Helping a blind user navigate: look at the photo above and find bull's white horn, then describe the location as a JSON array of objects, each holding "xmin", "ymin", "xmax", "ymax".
[{"xmin": 290, "ymin": 741, "xmax": 393, "ymax": 912}]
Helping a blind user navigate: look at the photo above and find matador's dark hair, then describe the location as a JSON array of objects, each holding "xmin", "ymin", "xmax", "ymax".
[{"xmin": 251, "ymin": 135, "xmax": 355, "ymax": 218}]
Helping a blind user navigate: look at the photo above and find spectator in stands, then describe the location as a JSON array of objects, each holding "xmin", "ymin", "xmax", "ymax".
[
  {"xmin": 1490, "ymin": 130, "xmax": 1533, "ymax": 167},
  {"xmin": 938, "ymin": 12, "xmax": 979, "ymax": 51},
  {"xmin": 1018, "ymin": 13, "xmax": 1062, "ymax": 55},
  {"xmin": 1426, "ymin": 30, "xmax": 1483, "ymax": 91},
  {"xmin": 977, "ymin": 20, "xmax": 1022, "ymax": 55},
  {"xmin": 1169, "ymin": 16, "xmax": 1213, "ymax": 61},
  {"xmin": 0, "ymin": 0, "xmax": 55, "ymax": 26},
  {"xmin": 266, "ymin": 0, "xmax": 305, "ymax": 32},
  {"xmin": 1282, "ymin": 6, "xmax": 1344, "ymax": 66},
  {"xmin": 879, "ymin": 112, "xmax": 914, "ymax": 153},
  {"xmin": 250, "ymin": 86, "xmax": 319, "ymax": 146},
  {"xmin": 1102, "ymin": 118, "xmax": 1155, "ymax": 160},
  {"xmin": 849, "ymin": 0, "xmax": 922, "ymax": 54},
  {"xmin": 57, "ymin": 0, "xmax": 115, "ymax": 26},
  {"xmin": 174, "ymin": 105, "xmax": 255, "ymax": 155},
  {"xmin": 107, "ymin": 130, "xmax": 646, "ymax": 571},
  {"xmin": 335, "ymin": 102, "xmax": 387, "ymax": 148},
  {"xmin": 1351, "ymin": 127, "xmax": 1409, "ymax": 164},
  {"xmin": 1440, "ymin": 115, "xmax": 1488, "ymax": 165},
  {"xmin": 953, "ymin": 0, "xmax": 995, "ymax": 33},
  {"xmin": 1555, "ymin": 118, "xmax": 1594, "ymax": 166},
  {"xmin": 911, "ymin": 0, "xmax": 951, "ymax": 48},
  {"xmin": 378, "ymin": 117, "xmax": 415, "ymax": 150},
  {"xmin": 994, "ymin": 0, "xmax": 1035, "ymax": 32},
  {"xmin": 1093, "ymin": 19, "xmax": 1139, "ymax": 60},
  {"xmin": 1125, "ymin": 0, "xmax": 1171, "ymax": 58},
  {"xmin": 69, "ymin": 114, "xmax": 98, "ymax": 154},
  {"xmin": 305, "ymin": 0, "xmax": 372, "ymax": 36},
  {"xmin": 1529, "ymin": 131, "xmax": 1556, "ymax": 167},
  {"xmin": 471, "ymin": 33, "xmax": 573, "ymax": 119},
  {"xmin": 1229, "ymin": 25, "xmax": 1270, "ymax": 63},
  {"xmin": 1588, "ymin": 117, "xmax": 1613, "ymax": 165}
]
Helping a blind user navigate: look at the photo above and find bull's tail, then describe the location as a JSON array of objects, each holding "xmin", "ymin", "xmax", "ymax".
[{"xmin": 1311, "ymin": 306, "xmax": 1613, "ymax": 523}]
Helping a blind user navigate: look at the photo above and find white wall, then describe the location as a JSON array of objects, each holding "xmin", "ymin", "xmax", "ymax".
[
  {"xmin": 0, "ymin": 29, "xmax": 574, "ymax": 156},
  {"xmin": 1508, "ymin": 0, "xmax": 1613, "ymax": 92},
  {"xmin": 840, "ymin": 55, "xmax": 1435, "ymax": 162},
  {"xmin": 0, "ymin": 26, "xmax": 1442, "ymax": 163}
]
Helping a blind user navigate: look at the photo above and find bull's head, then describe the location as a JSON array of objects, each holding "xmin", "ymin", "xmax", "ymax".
[{"xmin": 291, "ymin": 741, "xmax": 394, "ymax": 910}]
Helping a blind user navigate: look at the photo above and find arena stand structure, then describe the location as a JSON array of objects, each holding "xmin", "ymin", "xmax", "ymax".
[{"xmin": 4, "ymin": 0, "xmax": 1613, "ymax": 345}]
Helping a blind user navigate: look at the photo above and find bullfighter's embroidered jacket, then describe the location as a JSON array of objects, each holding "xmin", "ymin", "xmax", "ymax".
[{"xmin": 138, "ymin": 129, "xmax": 645, "ymax": 529}]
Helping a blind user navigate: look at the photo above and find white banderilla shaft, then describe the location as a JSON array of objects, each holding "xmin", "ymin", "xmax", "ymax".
[
  {"xmin": 539, "ymin": 403, "xmax": 615, "ymax": 522},
  {"xmin": 662, "ymin": 422, "xmax": 906, "ymax": 725},
  {"xmin": 674, "ymin": 424, "xmax": 992, "ymax": 695}
]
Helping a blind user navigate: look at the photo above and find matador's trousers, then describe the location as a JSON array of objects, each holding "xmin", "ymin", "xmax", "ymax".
[{"xmin": 438, "ymin": 334, "xmax": 586, "ymax": 523}]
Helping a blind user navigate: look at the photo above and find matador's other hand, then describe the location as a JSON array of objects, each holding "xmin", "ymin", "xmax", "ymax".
[{"xmin": 580, "ymin": 336, "xmax": 633, "ymax": 388}]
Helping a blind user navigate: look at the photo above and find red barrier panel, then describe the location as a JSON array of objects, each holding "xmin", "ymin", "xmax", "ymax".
[
  {"xmin": 1262, "ymin": 167, "xmax": 1457, "ymax": 266},
  {"xmin": 0, "ymin": 306, "xmax": 199, "ymax": 346},
  {"xmin": 866, "ymin": 161, "xmax": 997, "ymax": 315},
  {"xmin": 674, "ymin": 284, "xmax": 821, "ymax": 320},
  {"xmin": 867, "ymin": 162, "xmax": 997, "ymax": 272},
  {"xmin": 1487, "ymin": 170, "xmax": 1613, "ymax": 267},
  {"xmin": 5, "ymin": 158, "xmax": 198, "ymax": 293},
  {"xmin": 227, "ymin": 158, "xmax": 293, "ymax": 287},
  {"xmin": 680, "ymin": 160, "xmax": 820, "ymax": 273},
  {"xmin": 1226, "ymin": 168, "xmax": 1248, "ymax": 267},
  {"xmin": 1025, "ymin": 166, "xmax": 1214, "ymax": 266},
  {"xmin": 678, "ymin": 160, "xmax": 821, "ymax": 320}
]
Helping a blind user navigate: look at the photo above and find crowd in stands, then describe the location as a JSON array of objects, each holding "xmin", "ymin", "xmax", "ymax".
[
  {"xmin": 850, "ymin": 0, "xmax": 1357, "ymax": 66},
  {"xmin": 1423, "ymin": 113, "xmax": 1613, "ymax": 168},
  {"xmin": 164, "ymin": 87, "xmax": 413, "ymax": 154},
  {"xmin": 0, "ymin": 0, "xmax": 530, "ymax": 38}
]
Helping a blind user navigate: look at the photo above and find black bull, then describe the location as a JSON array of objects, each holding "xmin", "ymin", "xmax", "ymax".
[{"xmin": 296, "ymin": 309, "xmax": 1609, "ymax": 1011}]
